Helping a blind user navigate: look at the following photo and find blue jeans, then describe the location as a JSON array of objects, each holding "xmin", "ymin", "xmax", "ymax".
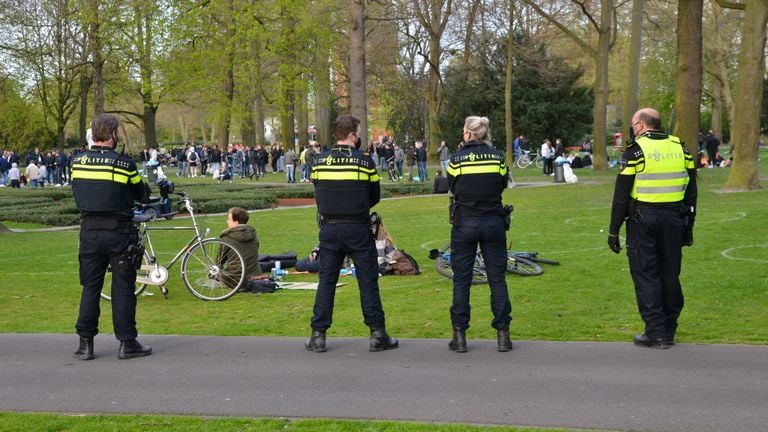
[
  {"xmin": 440, "ymin": 160, "xmax": 449, "ymax": 174},
  {"xmin": 286, "ymin": 164, "xmax": 295, "ymax": 182},
  {"xmin": 450, "ymin": 216, "xmax": 511, "ymax": 330},
  {"xmin": 417, "ymin": 161, "xmax": 428, "ymax": 180}
]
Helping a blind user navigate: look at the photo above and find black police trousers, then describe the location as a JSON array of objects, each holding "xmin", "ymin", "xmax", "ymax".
[
  {"xmin": 76, "ymin": 225, "xmax": 140, "ymax": 341},
  {"xmin": 450, "ymin": 216, "xmax": 512, "ymax": 331},
  {"xmin": 310, "ymin": 223, "xmax": 386, "ymax": 331},
  {"xmin": 626, "ymin": 206, "xmax": 685, "ymax": 340}
]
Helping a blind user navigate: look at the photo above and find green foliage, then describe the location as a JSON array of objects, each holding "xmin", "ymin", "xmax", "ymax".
[
  {"xmin": 438, "ymin": 35, "xmax": 593, "ymax": 149},
  {"xmin": 0, "ymin": 79, "xmax": 51, "ymax": 152}
]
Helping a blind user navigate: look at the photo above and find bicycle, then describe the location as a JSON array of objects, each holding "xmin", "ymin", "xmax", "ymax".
[
  {"xmin": 515, "ymin": 149, "xmax": 545, "ymax": 169},
  {"xmin": 101, "ymin": 191, "xmax": 246, "ymax": 302},
  {"xmin": 429, "ymin": 244, "xmax": 544, "ymax": 284}
]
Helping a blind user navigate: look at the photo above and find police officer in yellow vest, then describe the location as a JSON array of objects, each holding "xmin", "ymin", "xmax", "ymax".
[
  {"xmin": 447, "ymin": 116, "xmax": 513, "ymax": 353},
  {"xmin": 608, "ymin": 108, "xmax": 697, "ymax": 349},
  {"xmin": 305, "ymin": 114, "xmax": 399, "ymax": 353},
  {"xmin": 72, "ymin": 114, "xmax": 152, "ymax": 360}
]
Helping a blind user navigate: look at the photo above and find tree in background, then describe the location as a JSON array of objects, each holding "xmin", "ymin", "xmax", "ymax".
[
  {"xmin": 439, "ymin": 35, "xmax": 592, "ymax": 152},
  {"xmin": 718, "ymin": 0, "xmax": 767, "ymax": 190},
  {"xmin": 673, "ymin": 0, "xmax": 703, "ymax": 157}
]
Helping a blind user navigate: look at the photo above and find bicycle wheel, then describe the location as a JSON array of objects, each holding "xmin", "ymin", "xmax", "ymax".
[
  {"xmin": 534, "ymin": 158, "xmax": 544, "ymax": 169},
  {"xmin": 434, "ymin": 245, "xmax": 488, "ymax": 284},
  {"xmin": 100, "ymin": 251, "xmax": 151, "ymax": 301},
  {"xmin": 515, "ymin": 156, "xmax": 530, "ymax": 169},
  {"xmin": 181, "ymin": 238, "xmax": 245, "ymax": 300},
  {"xmin": 529, "ymin": 256, "xmax": 560, "ymax": 265},
  {"xmin": 506, "ymin": 254, "xmax": 543, "ymax": 276}
]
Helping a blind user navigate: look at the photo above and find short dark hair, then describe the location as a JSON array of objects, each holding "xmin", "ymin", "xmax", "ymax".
[
  {"xmin": 228, "ymin": 207, "xmax": 249, "ymax": 224},
  {"xmin": 91, "ymin": 114, "xmax": 120, "ymax": 143},
  {"xmin": 333, "ymin": 115, "xmax": 360, "ymax": 141}
]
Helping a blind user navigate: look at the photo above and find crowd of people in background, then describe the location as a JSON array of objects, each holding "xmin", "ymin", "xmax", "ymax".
[
  {"xmin": 0, "ymin": 128, "xmax": 733, "ymax": 191},
  {"xmin": 0, "ymin": 147, "xmax": 80, "ymax": 188}
]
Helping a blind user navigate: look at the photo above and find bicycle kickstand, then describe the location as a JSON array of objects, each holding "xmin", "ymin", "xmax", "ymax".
[{"xmin": 160, "ymin": 286, "xmax": 169, "ymax": 299}]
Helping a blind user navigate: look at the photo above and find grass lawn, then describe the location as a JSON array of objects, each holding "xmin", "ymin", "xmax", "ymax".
[
  {"xmin": 0, "ymin": 412, "xmax": 589, "ymax": 432},
  {"xmin": 2, "ymin": 155, "xmax": 766, "ymax": 343},
  {"xmin": 1, "ymin": 153, "xmax": 766, "ymax": 431}
]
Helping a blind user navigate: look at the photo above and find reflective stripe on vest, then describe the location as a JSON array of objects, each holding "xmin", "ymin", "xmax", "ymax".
[
  {"xmin": 312, "ymin": 165, "xmax": 380, "ymax": 182},
  {"xmin": 630, "ymin": 135, "xmax": 689, "ymax": 203},
  {"xmin": 447, "ymin": 160, "xmax": 507, "ymax": 177}
]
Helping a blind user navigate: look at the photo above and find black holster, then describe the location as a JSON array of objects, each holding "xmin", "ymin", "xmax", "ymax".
[
  {"xmin": 502, "ymin": 205, "xmax": 514, "ymax": 231},
  {"xmin": 449, "ymin": 197, "xmax": 459, "ymax": 226},
  {"xmin": 118, "ymin": 244, "xmax": 144, "ymax": 271}
]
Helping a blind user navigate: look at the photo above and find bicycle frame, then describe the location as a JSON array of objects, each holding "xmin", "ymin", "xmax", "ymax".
[{"xmin": 136, "ymin": 193, "xmax": 212, "ymax": 287}]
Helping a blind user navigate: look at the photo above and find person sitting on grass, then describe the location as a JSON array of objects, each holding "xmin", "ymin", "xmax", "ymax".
[{"xmin": 219, "ymin": 207, "xmax": 261, "ymax": 282}]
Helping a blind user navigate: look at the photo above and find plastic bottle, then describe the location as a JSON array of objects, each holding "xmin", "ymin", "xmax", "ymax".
[{"xmin": 275, "ymin": 261, "xmax": 281, "ymax": 272}]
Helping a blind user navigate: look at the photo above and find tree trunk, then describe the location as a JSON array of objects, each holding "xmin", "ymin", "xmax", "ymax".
[
  {"xmin": 673, "ymin": 0, "xmax": 703, "ymax": 156},
  {"xmin": 710, "ymin": 2, "xmax": 735, "ymax": 137},
  {"xmin": 88, "ymin": 0, "xmax": 104, "ymax": 115},
  {"xmin": 504, "ymin": 0, "xmax": 514, "ymax": 166},
  {"xmin": 296, "ymin": 80, "xmax": 309, "ymax": 146},
  {"xmin": 314, "ymin": 48, "xmax": 332, "ymax": 149},
  {"xmin": 242, "ymin": 103, "xmax": 256, "ymax": 148},
  {"xmin": 622, "ymin": 0, "xmax": 644, "ymax": 132},
  {"xmin": 280, "ymin": 91, "xmax": 295, "ymax": 151},
  {"xmin": 217, "ymin": 62, "xmax": 234, "ymax": 149},
  {"xmin": 590, "ymin": 0, "xmax": 612, "ymax": 172},
  {"xmin": 427, "ymin": 36, "xmax": 442, "ymax": 148},
  {"xmin": 349, "ymin": 0, "xmax": 368, "ymax": 149},
  {"xmin": 723, "ymin": 0, "xmax": 767, "ymax": 190},
  {"xmin": 79, "ymin": 75, "xmax": 92, "ymax": 147},
  {"xmin": 254, "ymin": 93, "xmax": 266, "ymax": 146},
  {"xmin": 143, "ymin": 102, "xmax": 158, "ymax": 149},
  {"xmin": 711, "ymin": 81, "xmax": 723, "ymax": 139}
]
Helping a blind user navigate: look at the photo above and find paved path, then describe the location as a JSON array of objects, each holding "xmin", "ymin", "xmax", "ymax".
[{"xmin": 2, "ymin": 334, "xmax": 767, "ymax": 431}]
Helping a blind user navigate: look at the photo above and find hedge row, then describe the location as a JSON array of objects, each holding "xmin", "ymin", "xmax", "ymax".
[{"xmin": 0, "ymin": 181, "xmax": 433, "ymax": 226}]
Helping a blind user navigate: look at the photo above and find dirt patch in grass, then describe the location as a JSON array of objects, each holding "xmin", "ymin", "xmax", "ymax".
[{"xmin": 276, "ymin": 198, "xmax": 316, "ymax": 207}]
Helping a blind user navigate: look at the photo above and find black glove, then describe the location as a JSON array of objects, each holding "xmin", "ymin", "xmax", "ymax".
[
  {"xmin": 607, "ymin": 235, "xmax": 621, "ymax": 254},
  {"xmin": 682, "ymin": 229, "xmax": 694, "ymax": 247}
]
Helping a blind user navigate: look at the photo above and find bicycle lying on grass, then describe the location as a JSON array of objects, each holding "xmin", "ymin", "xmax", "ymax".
[
  {"xmin": 429, "ymin": 244, "xmax": 559, "ymax": 284},
  {"xmin": 101, "ymin": 191, "xmax": 246, "ymax": 302}
]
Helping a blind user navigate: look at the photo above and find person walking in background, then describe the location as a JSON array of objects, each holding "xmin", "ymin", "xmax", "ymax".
[
  {"xmin": 394, "ymin": 144, "xmax": 404, "ymax": 177},
  {"xmin": 8, "ymin": 162, "xmax": 20, "ymax": 188},
  {"xmin": 416, "ymin": 141, "xmax": 428, "ymax": 181},
  {"xmin": 71, "ymin": 113, "xmax": 152, "ymax": 361},
  {"xmin": 25, "ymin": 161, "xmax": 40, "ymax": 188},
  {"xmin": 306, "ymin": 114, "xmax": 399, "ymax": 353},
  {"xmin": 446, "ymin": 116, "xmax": 512, "ymax": 353},
  {"xmin": 438, "ymin": 140, "xmax": 450, "ymax": 174},
  {"xmin": 541, "ymin": 139, "xmax": 555, "ymax": 176},
  {"xmin": 704, "ymin": 130, "xmax": 720, "ymax": 168},
  {"xmin": 405, "ymin": 144, "xmax": 416, "ymax": 181},
  {"xmin": 284, "ymin": 147, "xmax": 297, "ymax": 183},
  {"xmin": 607, "ymin": 107, "xmax": 697, "ymax": 349}
]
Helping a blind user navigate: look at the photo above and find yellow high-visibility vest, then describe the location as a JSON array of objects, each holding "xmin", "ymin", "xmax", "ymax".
[{"xmin": 626, "ymin": 135, "xmax": 692, "ymax": 203}]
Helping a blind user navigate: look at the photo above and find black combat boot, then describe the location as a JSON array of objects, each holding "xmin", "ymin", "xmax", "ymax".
[
  {"xmin": 633, "ymin": 334, "xmax": 670, "ymax": 349},
  {"xmin": 74, "ymin": 336, "xmax": 94, "ymax": 361},
  {"xmin": 118, "ymin": 339, "xmax": 152, "ymax": 359},
  {"xmin": 305, "ymin": 330, "xmax": 327, "ymax": 352},
  {"xmin": 369, "ymin": 328, "xmax": 399, "ymax": 352},
  {"xmin": 497, "ymin": 329, "xmax": 513, "ymax": 352},
  {"xmin": 448, "ymin": 328, "xmax": 467, "ymax": 353}
]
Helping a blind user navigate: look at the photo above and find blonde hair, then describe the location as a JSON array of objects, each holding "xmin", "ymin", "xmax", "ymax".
[{"xmin": 463, "ymin": 116, "xmax": 491, "ymax": 145}]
